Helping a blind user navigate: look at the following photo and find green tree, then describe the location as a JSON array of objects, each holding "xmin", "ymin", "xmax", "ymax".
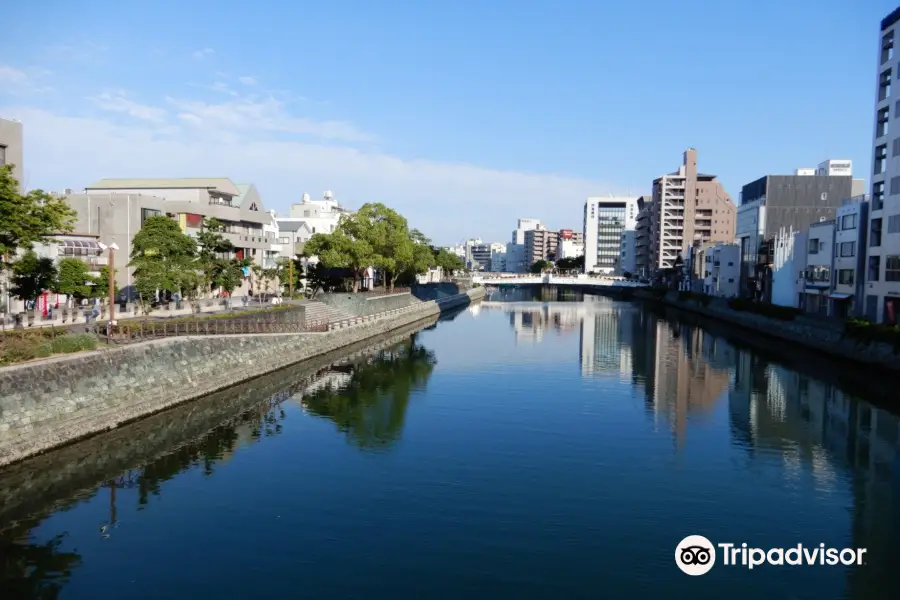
[
  {"xmin": 530, "ymin": 259, "xmax": 552, "ymax": 274},
  {"xmin": 11, "ymin": 251, "xmax": 58, "ymax": 304},
  {"xmin": 91, "ymin": 265, "xmax": 119, "ymax": 299},
  {"xmin": 433, "ymin": 248, "xmax": 465, "ymax": 273},
  {"xmin": 215, "ymin": 260, "xmax": 245, "ymax": 298},
  {"xmin": 129, "ymin": 216, "xmax": 197, "ymax": 305},
  {"xmin": 556, "ymin": 255, "xmax": 584, "ymax": 271},
  {"xmin": 196, "ymin": 218, "xmax": 234, "ymax": 293},
  {"xmin": 303, "ymin": 229, "xmax": 373, "ymax": 293},
  {"xmin": 0, "ymin": 164, "xmax": 76, "ymax": 264},
  {"xmin": 55, "ymin": 258, "xmax": 91, "ymax": 304},
  {"xmin": 348, "ymin": 203, "xmax": 414, "ymax": 291}
]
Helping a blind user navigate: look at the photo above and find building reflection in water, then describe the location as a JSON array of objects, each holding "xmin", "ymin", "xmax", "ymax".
[{"xmin": 485, "ymin": 293, "xmax": 900, "ymax": 593}]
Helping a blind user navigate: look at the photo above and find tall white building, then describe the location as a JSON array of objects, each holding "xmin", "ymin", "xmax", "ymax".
[
  {"xmin": 583, "ymin": 196, "xmax": 638, "ymax": 274},
  {"xmin": 277, "ymin": 191, "xmax": 353, "ymax": 236},
  {"xmin": 507, "ymin": 218, "xmax": 542, "ymax": 273},
  {"xmin": 867, "ymin": 9, "xmax": 900, "ymax": 324},
  {"xmin": 489, "ymin": 243, "xmax": 507, "ymax": 272}
]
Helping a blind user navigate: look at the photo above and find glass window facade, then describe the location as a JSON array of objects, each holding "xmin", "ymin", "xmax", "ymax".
[{"xmin": 595, "ymin": 204, "xmax": 626, "ymax": 269}]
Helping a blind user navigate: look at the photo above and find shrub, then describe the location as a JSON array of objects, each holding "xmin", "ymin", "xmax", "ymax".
[
  {"xmin": 843, "ymin": 318, "xmax": 900, "ymax": 353},
  {"xmin": 726, "ymin": 298, "xmax": 802, "ymax": 321},
  {"xmin": 0, "ymin": 330, "xmax": 98, "ymax": 365}
]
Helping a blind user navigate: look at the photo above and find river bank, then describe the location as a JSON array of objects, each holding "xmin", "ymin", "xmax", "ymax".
[
  {"xmin": 636, "ymin": 289, "xmax": 900, "ymax": 373},
  {"xmin": 0, "ymin": 288, "xmax": 484, "ymax": 468}
]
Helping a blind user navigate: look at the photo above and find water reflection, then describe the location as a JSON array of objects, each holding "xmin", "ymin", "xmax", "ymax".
[{"xmin": 300, "ymin": 335, "xmax": 437, "ymax": 451}]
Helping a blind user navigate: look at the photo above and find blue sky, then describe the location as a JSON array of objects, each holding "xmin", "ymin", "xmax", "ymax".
[{"xmin": 0, "ymin": 0, "xmax": 894, "ymax": 245}]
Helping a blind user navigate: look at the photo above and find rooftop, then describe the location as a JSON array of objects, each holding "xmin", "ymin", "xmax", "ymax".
[{"xmin": 85, "ymin": 177, "xmax": 241, "ymax": 197}]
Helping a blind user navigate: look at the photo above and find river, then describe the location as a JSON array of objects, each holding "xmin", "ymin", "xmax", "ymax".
[{"xmin": 1, "ymin": 291, "xmax": 899, "ymax": 599}]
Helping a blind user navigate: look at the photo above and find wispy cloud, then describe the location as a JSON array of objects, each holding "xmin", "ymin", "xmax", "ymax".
[
  {"xmin": 89, "ymin": 91, "xmax": 168, "ymax": 123},
  {"xmin": 0, "ymin": 65, "xmax": 54, "ymax": 93},
  {"xmin": 238, "ymin": 76, "xmax": 257, "ymax": 85},
  {"xmin": 192, "ymin": 48, "xmax": 215, "ymax": 60}
]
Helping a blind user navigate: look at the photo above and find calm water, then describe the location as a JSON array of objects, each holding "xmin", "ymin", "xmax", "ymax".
[{"xmin": 2, "ymin": 293, "xmax": 900, "ymax": 599}]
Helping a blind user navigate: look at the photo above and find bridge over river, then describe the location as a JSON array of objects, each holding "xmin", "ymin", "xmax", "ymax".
[{"xmin": 472, "ymin": 274, "xmax": 648, "ymax": 290}]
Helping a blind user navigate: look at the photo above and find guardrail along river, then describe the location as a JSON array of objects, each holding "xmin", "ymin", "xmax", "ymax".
[{"xmin": 1, "ymin": 293, "xmax": 899, "ymax": 599}]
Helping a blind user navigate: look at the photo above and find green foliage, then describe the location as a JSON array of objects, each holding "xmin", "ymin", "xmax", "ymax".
[
  {"xmin": 56, "ymin": 258, "xmax": 92, "ymax": 300},
  {"xmin": 0, "ymin": 329, "xmax": 97, "ymax": 365},
  {"xmin": 215, "ymin": 260, "xmax": 245, "ymax": 295},
  {"xmin": 844, "ymin": 318, "xmax": 900, "ymax": 354},
  {"xmin": 129, "ymin": 215, "xmax": 197, "ymax": 301},
  {"xmin": 10, "ymin": 251, "xmax": 58, "ymax": 302},
  {"xmin": 196, "ymin": 218, "xmax": 235, "ymax": 293},
  {"xmin": 530, "ymin": 259, "xmax": 552, "ymax": 274},
  {"xmin": 433, "ymin": 248, "xmax": 464, "ymax": 272},
  {"xmin": 0, "ymin": 164, "xmax": 76, "ymax": 262},
  {"xmin": 556, "ymin": 255, "xmax": 584, "ymax": 271},
  {"xmin": 304, "ymin": 229, "xmax": 373, "ymax": 293},
  {"xmin": 348, "ymin": 203, "xmax": 414, "ymax": 290},
  {"xmin": 91, "ymin": 265, "xmax": 119, "ymax": 298}
]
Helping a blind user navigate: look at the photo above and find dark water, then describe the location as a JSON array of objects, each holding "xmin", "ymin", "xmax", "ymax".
[{"xmin": 2, "ymin": 294, "xmax": 900, "ymax": 599}]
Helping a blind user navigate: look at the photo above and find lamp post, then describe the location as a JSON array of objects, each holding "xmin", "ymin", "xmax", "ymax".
[{"xmin": 98, "ymin": 242, "xmax": 119, "ymax": 324}]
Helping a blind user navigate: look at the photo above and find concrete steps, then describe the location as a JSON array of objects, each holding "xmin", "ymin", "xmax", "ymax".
[{"xmin": 299, "ymin": 301, "xmax": 355, "ymax": 325}]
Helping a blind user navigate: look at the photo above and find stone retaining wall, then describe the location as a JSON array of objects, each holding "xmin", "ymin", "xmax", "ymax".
[
  {"xmin": 319, "ymin": 291, "xmax": 418, "ymax": 316},
  {"xmin": 640, "ymin": 290, "xmax": 900, "ymax": 372},
  {"xmin": 0, "ymin": 288, "xmax": 483, "ymax": 468}
]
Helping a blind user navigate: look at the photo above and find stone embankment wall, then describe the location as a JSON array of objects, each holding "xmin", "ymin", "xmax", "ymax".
[
  {"xmin": 641, "ymin": 291, "xmax": 900, "ymax": 372},
  {"xmin": 0, "ymin": 288, "xmax": 483, "ymax": 468},
  {"xmin": 319, "ymin": 291, "xmax": 418, "ymax": 316}
]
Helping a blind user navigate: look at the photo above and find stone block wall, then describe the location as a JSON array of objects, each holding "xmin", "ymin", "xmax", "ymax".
[
  {"xmin": 0, "ymin": 288, "xmax": 482, "ymax": 468},
  {"xmin": 319, "ymin": 291, "xmax": 419, "ymax": 316}
]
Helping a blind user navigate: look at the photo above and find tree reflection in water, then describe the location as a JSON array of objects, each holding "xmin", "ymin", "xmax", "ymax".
[
  {"xmin": 302, "ymin": 333, "xmax": 437, "ymax": 450},
  {"xmin": 0, "ymin": 529, "xmax": 81, "ymax": 600}
]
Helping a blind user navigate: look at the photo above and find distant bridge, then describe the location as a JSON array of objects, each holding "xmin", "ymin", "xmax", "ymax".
[{"xmin": 472, "ymin": 274, "xmax": 648, "ymax": 288}]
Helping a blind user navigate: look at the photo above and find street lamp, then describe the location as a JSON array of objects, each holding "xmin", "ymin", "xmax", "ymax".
[{"xmin": 98, "ymin": 242, "xmax": 119, "ymax": 324}]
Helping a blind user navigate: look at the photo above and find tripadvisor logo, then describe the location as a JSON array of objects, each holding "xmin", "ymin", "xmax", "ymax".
[{"xmin": 674, "ymin": 535, "xmax": 867, "ymax": 575}]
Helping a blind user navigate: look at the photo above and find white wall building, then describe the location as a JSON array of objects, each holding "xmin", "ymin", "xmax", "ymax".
[
  {"xmin": 770, "ymin": 226, "xmax": 803, "ymax": 308},
  {"xmin": 558, "ymin": 238, "xmax": 585, "ymax": 261},
  {"xmin": 282, "ymin": 191, "xmax": 352, "ymax": 235},
  {"xmin": 817, "ymin": 159, "xmax": 853, "ymax": 177},
  {"xmin": 798, "ymin": 220, "xmax": 835, "ymax": 316},
  {"xmin": 507, "ymin": 218, "xmax": 542, "ymax": 273},
  {"xmin": 867, "ymin": 11, "xmax": 900, "ymax": 324},
  {"xmin": 833, "ymin": 196, "xmax": 870, "ymax": 318},
  {"xmin": 702, "ymin": 243, "xmax": 741, "ymax": 298},
  {"xmin": 489, "ymin": 243, "xmax": 507, "ymax": 272},
  {"xmin": 583, "ymin": 196, "xmax": 638, "ymax": 274}
]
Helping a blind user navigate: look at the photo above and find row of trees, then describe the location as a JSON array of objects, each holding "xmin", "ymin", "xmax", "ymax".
[
  {"xmin": 302, "ymin": 202, "xmax": 464, "ymax": 292},
  {"xmin": 8, "ymin": 252, "xmax": 116, "ymax": 307},
  {"xmin": 529, "ymin": 254, "xmax": 585, "ymax": 274}
]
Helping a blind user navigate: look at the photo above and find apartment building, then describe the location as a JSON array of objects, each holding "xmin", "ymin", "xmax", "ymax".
[
  {"xmin": 556, "ymin": 229, "xmax": 584, "ymax": 261},
  {"xmin": 524, "ymin": 227, "xmax": 557, "ymax": 266},
  {"xmin": 798, "ymin": 219, "xmax": 836, "ymax": 316},
  {"xmin": 867, "ymin": 8, "xmax": 900, "ymax": 324},
  {"xmin": 0, "ymin": 117, "xmax": 24, "ymax": 191},
  {"xmin": 736, "ymin": 162, "xmax": 862, "ymax": 301},
  {"xmin": 634, "ymin": 195, "xmax": 652, "ymax": 278},
  {"xmin": 583, "ymin": 196, "xmax": 638, "ymax": 274},
  {"xmin": 77, "ymin": 178, "xmax": 275, "ymax": 296},
  {"xmin": 469, "ymin": 242, "xmax": 493, "ymax": 271},
  {"xmin": 833, "ymin": 196, "xmax": 870, "ymax": 318},
  {"xmin": 507, "ymin": 219, "xmax": 542, "ymax": 272},
  {"xmin": 490, "ymin": 243, "xmax": 507, "ymax": 272},
  {"xmin": 701, "ymin": 244, "xmax": 741, "ymax": 298},
  {"xmin": 640, "ymin": 149, "xmax": 735, "ymax": 275}
]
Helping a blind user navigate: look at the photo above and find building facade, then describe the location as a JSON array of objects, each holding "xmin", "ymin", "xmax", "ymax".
[
  {"xmin": 701, "ymin": 244, "xmax": 741, "ymax": 298},
  {"xmin": 0, "ymin": 117, "xmax": 24, "ymax": 191},
  {"xmin": 583, "ymin": 196, "xmax": 638, "ymax": 274},
  {"xmin": 507, "ymin": 218, "xmax": 542, "ymax": 273},
  {"xmin": 634, "ymin": 195, "xmax": 652, "ymax": 278},
  {"xmin": 490, "ymin": 243, "xmax": 507, "ymax": 272},
  {"xmin": 798, "ymin": 220, "xmax": 836, "ymax": 316},
  {"xmin": 556, "ymin": 229, "xmax": 584, "ymax": 262},
  {"xmin": 282, "ymin": 191, "xmax": 352, "ymax": 235},
  {"xmin": 833, "ymin": 196, "xmax": 870, "ymax": 318},
  {"xmin": 867, "ymin": 9, "xmax": 900, "ymax": 324},
  {"xmin": 524, "ymin": 227, "xmax": 557, "ymax": 266},
  {"xmin": 642, "ymin": 149, "xmax": 735, "ymax": 274}
]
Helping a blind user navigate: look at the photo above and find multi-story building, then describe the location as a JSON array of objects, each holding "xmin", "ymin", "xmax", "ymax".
[
  {"xmin": 735, "ymin": 162, "xmax": 862, "ymax": 301},
  {"xmin": 583, "ymin": 196, "xmax": 638, "ymax": 274},
  {"xmin": 489, "ymin": 243, "xmax": 507, "ymax": 272},
  {"xmin": 507, "ymin": 218, "xmax": 543, "ymax": 272},
  {"xmin": 634, "ymin": 195, "xmax": 652, "ymax": 278},
  {"xmin": 798, "ymin": 219, "xmax": 836, "ymax": 316},
  {"xmin": 643, "ymin": 149, "xmax": 735, "ymax": 274},
  {"xmin": 78, "ymin": 178, "xmax": 275, "ymax": 297},
  {"xmin": 833, "ymin": 195, "xmax": 870, "ymax": 318},
  {"xmin": 0, "ymin": 117, "xmax": 24, "ymax": 191},
  {"xmin": 524, "ymin": 226, "xmax": 557, "ymax": 266},
  {"xmin": 867, "ymin": 8, "xmax": 900, "ymax": 324},
  {"xmin": 469, "ymin": 242, "xmax": 493, "ymax": 271},
  {"xmin": 556, "ymin": 229, "xmax": 584, "ymax": 261},
  {"xmin": 701, "ymin": 243, "xmax": 741, "ymax": 298},
  {"xmin": 282, "ymin": 191, "xmax": 352, "ymax": 235}
]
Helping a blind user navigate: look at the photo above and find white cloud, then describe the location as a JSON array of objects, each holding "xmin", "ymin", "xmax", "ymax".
[
  {"xmin": 238, "ymin": 76, "xmax": 257, "ymax": 85},
  {"xmin": 0, "ymin": 71, "xmax": 609, "ymax": 242},
  {"xmin": 0, "ymin": 65, "xmax": 54, "ymax": 93},
  {"xmin": 89, "ymin": 92, "xmax": 168, "ymax": 123},
  {"xmin": 192, "ymin": 48, "xmax": 215, "ymax": 59}
]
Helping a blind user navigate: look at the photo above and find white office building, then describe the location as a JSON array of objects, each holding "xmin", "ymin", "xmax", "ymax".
[
  {"xmin": 798, "ymin": 219, "xmax": 836, "ymax": 316},
  {"xmin": 507, "ymin": 218, "xmax": 542, "ymax": 273},
  {"xmin": 833, "ymin": 196, "xmax": 870, "ymax": 318},
  {"xmin": 867, "ymin": 9, "xmax": 900, "ymax": 323},
  {"xmin": 583, "ymin": 196, "xmax": 638, "ymax": 274}
]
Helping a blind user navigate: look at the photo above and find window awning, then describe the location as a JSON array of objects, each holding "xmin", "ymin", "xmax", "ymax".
[
  {"xmin": 827, "ymin": 292, "xmax": 852, "ymax": 300},
  {"xmin": 61, "ymin": 239, "xmax": 100, "ymax": 250}
]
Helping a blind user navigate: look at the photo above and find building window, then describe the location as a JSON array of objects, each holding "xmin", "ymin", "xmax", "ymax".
[
  {"xmin": 140, "ymin": 208, "xmax": 161, "ymax": 226},
  {"xmin": 873, "ymin": 181, "xmax": 885, "ymax": 211},
  {"xmin": 879, "ymin": 107, "xmax": 891, "ymax": 137},
  {"xmin": 841, "ymin": 213, "xmax": 857, "ymax": 230},
  {"xmin": 838, "ymin": 269, "xmax": 854, "ymax": 285},
  {"xmin": 0, "ymin": 144, "xmax": 6, "ymax": 165},
  {"xmin": 887, "ymin": 255, "xmax": 900, "ymax": 282},
  {"xmin": 872, "ymin": 217, "xmax": 883, "ymax": 247},
  {"xmin": 303, "ymin": 210, "xmax": 311, "ymax": 217},
  {"xmin": 809, "ymin": 238, "xmax": 819, "ymax": 254},
  {"xmin": 883, "ymin": 30, "xmax": 895, "ymax": 64},
  {"xmin": 889, "ymin": 214, "xmax": 900, "ymax": 234},
  {"xmin": 875, "ymin": 144, "xmax": 889, "ymax": 174},
  {"xmin": 839, "ymin": 242, "xmax": 856, "ymax": 257},
  {"xmin": 894, "ymin": 138, "xmax": 900, "ymax": 157},
  {"xmin": 870, "ymin": 255, "xmax": 882, "ymax": 281},
  {"xmin": 880, "ymin": 69, "xmax": 893, "ymax": 101}
]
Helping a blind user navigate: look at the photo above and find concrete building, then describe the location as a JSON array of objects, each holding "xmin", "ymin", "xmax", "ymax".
[
  {"xmin": 701, "ymin": 243, "xmax": 741, "ymax": 298},
  {"xmin": 489, "ymin": 243, "xmax": 507, "ymax": 272},
  {"xmin": 798, "ymin": 219, "xmax": 836, "ymax": 316},
  {"xmin": 283, "ymin": 191, "xmax": 352, "ymax": 235},
  {"xmin": 833, "ymin": 195, "xmax": 870, "ymax": 318},
  {"xmin": 556, "ymin": 229, "xmax": 584, "ymax": 261},
  {"xmin": 735, "ymin": 163, "xmax": 862, "ymax": 300},
  {"xmin": 866, "ymin": 9, "xmax": 900, "ymax": 324},
  {"xmin": 507, "ymin": 218, "xmax": 542, "ymax": 273},
  {"xmin": 469, "ymin": 242, "xmax": 493, "ymax": 271},
  {"xmin": 584, "ymin": 196, "xmax": 638, "ymax": 274},
  {"xmin": 0, "ymin": 117, "xmax": 24, "ymax": 191},
  {"xmin": 78, "ymin": 178, "xmax": 276, "ymax": 297},
  {"xmin": 641, "ymin": 149, "xmax": 735, "ymax": 274},
  {"xmin": 524, "ymin": 226, "xmax": 557, "ymax": 266},
  {"xmin": 634, "ymin": 195, "xmax": 652, "ymax": 278}
]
